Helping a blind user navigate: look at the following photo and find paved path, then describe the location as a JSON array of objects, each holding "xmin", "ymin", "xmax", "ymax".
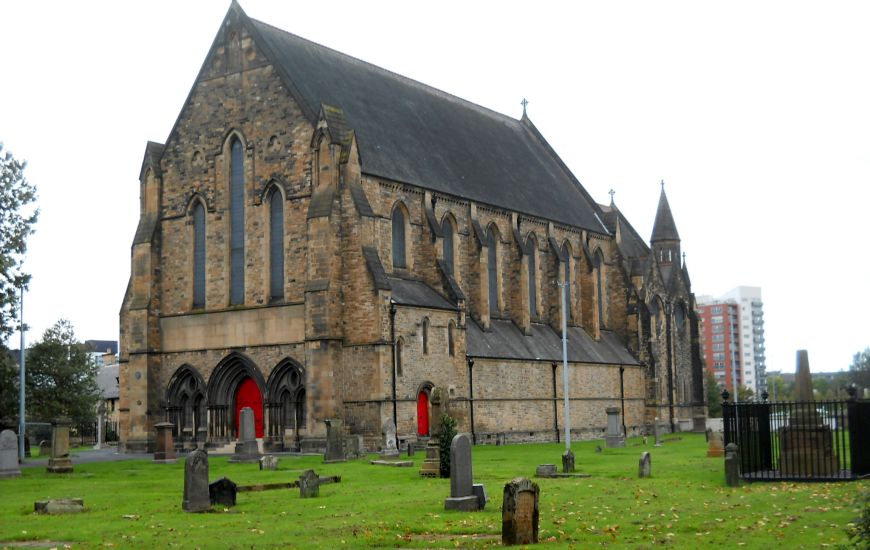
[{"xmin": 20, "ymin": 447, "xmax": 152, "ymax": 468}]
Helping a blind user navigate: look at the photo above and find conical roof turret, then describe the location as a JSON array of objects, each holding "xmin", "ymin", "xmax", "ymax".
[{"xmin": 650, "ymin": 182, "xmax": 680, "ymax": 243}]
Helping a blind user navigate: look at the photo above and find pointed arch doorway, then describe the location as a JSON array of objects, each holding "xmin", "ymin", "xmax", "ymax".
[
  {"xmin": 417, "ymin": 390, "xmax": 429, "ymax": 437},
  {"xmin": 235, "ymin": 377, "xmax": 264, "ymax": 438}
]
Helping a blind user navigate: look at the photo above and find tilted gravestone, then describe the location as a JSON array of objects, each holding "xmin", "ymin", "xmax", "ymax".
[
  {"xmin": 379, "ymin": 418, "xmax": 400, "ymax": 459},
  {"xmin": 725, "ymin": 443, "xmax": 740, "ymax": 487},
  {"xmin": 209, "ymin": 477, "xmax": 238, "ymax": 507},
  {"xmin": 299, "ymin": 469, "xmax": 320, "ymax": 498},
  {"xmin": 34, "ymin": 498, "xmax": 84, "ymax": 514},
  {"xmin": 706, "ymin": 431, "xmax": 725, "ymax": 457},
  {"xmin": 153, "ymin": 422, "xmax": 177, "ymax": 463},
  {"xmin": 259, "ymin": 455, "xmax": 279, "ymax": 471},
  {"xmin": 47, "ymin": 418, "xmax": 73, "ymax": 474},
  {"xmin": 605, "ymin": 406, "xmax": 626, "ymax": 447},
  {"xmin": 323, "ymin": 419, "xmax": 346, "ymax": 463},
  {"xmin": 502, "ymin": 477, "xmax": 539, "ymax": 546},
  {"xmin": 0, "ymin": 429, "xmax": 22, "ymax": 478},
  {"xmin": 444, "ymin": 433, "xmax": 483, "ymax": 511},
  {"xmin": 535, "ymin": 464, "xmax": 556, "ymax": 477},
  {"xmin": 638, "ymin": 452, "xmax": 651, "ymax": 478},
  {"xmin": 561, "ymin": 449, "xmax": 575, "ymax": 473},
  {"xmin": 230, "ymin": 407, "xmax": 260, "ymax": 463},
  {"xmin": 183, "ymin": 448, "xmax": 211, "ymax": 512}
]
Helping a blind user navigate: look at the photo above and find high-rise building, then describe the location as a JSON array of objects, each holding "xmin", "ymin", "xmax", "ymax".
[{"xmin": 697, "ymin": 287, "xmax": 766, "ymax": 396}]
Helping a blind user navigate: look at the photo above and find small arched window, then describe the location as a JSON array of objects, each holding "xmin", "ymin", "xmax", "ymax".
[
  {"xmin": 526, "ymin": 235, "xmax": 537, "ymax": 317},
  {"xmin": 392, "ymin": 205, "xmax": 407, "ymax": 269},
  {"xmin": 422, "ymin": 317, "xmax": 430, "ymax": 355},
  {"xmin": 192, "ymin": 202, "xmax": 206, "ymax": 308},
  {"xmin": 562, "ymin": 243, "xmax": 572, "ymax": 323},
  {"xmin": 447, "ymin": 321, "xmax": 455, "ymax": 357},
  {"xmin": 229, "ymin": 138, "xmax": 245, "ymax": 305},
  {"xmin": 595, "ymin": 249, "xmax": 606, "ymax": 329},
  {"xmin": 487, "ymin": 227, "xmax": 499, "ymax": 315},
  {"xmin": 268, "ymin": 187, "xmax": 284, "ymax": 301},
  {"xmin": 675, "ymin": 303, "xmax": 686, "ymax": 331},
  {"xmin": 395, "ymin": 337, "xmax": 404, "ymax": 377},
  {"xmin": 442, "ymin": 216, "xmax": 455, "ymax": 275}
]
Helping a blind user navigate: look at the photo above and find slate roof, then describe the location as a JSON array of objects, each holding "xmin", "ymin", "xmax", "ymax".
[
  {"xmin": 599, "ymin": 203, "xmax": 650, "ymax": 261},
  {"xmin": 245, "ymin": 13, "xmax": 608, "ymax": 232},
  {"xmin": 389, "ymin": 278, "xmax": 458, "ymax": 311},
  {"xmin": 650, "ymin": 187, "xmax": 680, "ymax": 242},
  {"xmin": 96, "ymin": 363, "xmax": 119, "ymax": 400},
  {"xmin": 85, "ymin": 340, "xmax": 118, "ymax": 355},
  {"xmin": 466, "ymin": 319, "xmax": 639, "ymax": 365}
]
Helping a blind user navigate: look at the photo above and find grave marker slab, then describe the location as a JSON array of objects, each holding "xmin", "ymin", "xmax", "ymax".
[
  {"xmin": 604, "ymin": 406, "xmax": 626, "ymax": 447},
  {"xmin": 535, "ymin": 464, "xmax": 556, "ymax": 477},
  {"xmin": 34, "ymin": 498, "xmax": 84, "ymax": 514},
  {"xmin": 259, "ymin": 455, "xmax": 279, "ymax": 470},
  {"xmin": 561, "ymin": 449, "xmax": 575, "ymax": 473},
  {"xmin": 153, "ymin": 422, "xmax": 177, "ymax": 463},
  {"xmin": 47, "ymin": 418, "xmax": 73, "ymax": 474},
  {"xmin": 707, "ymin": 431, "xmax": 725, "ymax": 458},
  {"xmin": 725, "ymin": 443, "xmax": 740, "ymax": 487},
  {"xmin": 183, "ymin": 449, "xmax": 211, "ymax": 512},
  {"xmin": 209, "ymin": 477, "xmax": 238, "ymax": 507},
  {"xmin": 0, "ymin": 429, "xmax": 21, "ymax": 478},
  {"xmin": 638, "ymin": 452, "xmax": 651, "ymax": 478},
  {"xmin": 323, "ymin": 419, "xmax": 346, "ymax": 463},
  {"xmin": 299, "ymin": 469, "xmax": 320, "ymax": 498},
  {"xmin": 502, "ymin": 477, "xmax": 539, "ymax": 546},
  {"xmin": 230, "ymin": 407, "xmax": 260, "ymax": 463},
  {"xmin": 379, "ymin": 418, "xmax": 400, "ymax": 459},
  {"xmin": 444, "ymin": 433, "xmax": 482, "ymax": 511}
]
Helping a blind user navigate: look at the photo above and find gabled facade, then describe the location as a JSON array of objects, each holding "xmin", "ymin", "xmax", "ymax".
[{"xmin": 118, "ymin": 2, "xmax": 705, "ymax": 452}]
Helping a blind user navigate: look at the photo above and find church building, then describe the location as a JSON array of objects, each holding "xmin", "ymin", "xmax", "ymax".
[{"xmin": 118, "ymin": 2, "xmax": 706, "ymax": 453}]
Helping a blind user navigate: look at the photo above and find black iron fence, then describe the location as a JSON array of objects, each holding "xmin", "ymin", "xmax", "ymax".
[{"xmin": 723, "ymin": 392, "xmax": 869, "ymax": 481}]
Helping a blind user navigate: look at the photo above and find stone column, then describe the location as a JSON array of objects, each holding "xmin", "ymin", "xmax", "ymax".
[
  {"xmin": 154, "ymin": 422, "xmax": 177, "ymax": 463},
  {"xmin": 604, "ymin": 406, "xmax": 625, "ymax": 447},
  {"xmin": 47, "ymin": 418, "xmax": 73, "ymax": 474}
]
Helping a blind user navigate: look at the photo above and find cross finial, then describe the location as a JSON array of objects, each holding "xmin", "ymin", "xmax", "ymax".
[
  {"xmin": 521, "ymin": 98, "xmax": 529, "ymax": 116},
  {"xmin": 660, "ymin": 179, "xmax": 665, "ymax": 190},
  {"xmin": 682, "ymin": 251, "xmax": 686, "ymax": 265},
  {"xmin": 608, "ymin": 189, "xmax": 616, "ymax": 205}
]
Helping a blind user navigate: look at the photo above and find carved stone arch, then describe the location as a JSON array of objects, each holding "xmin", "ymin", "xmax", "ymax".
[
  {"xmin": 415, "ymin": 381, "xmax": 435, "ymax": 437},
  {"xmin": 206, "ymin": 352, "xmax": 266, "ymax": 440},
  {"xmin": 185, "ymin": 192, "xmax": 212, "ymax": 214},
  {"xmin": 265, "ymin": 358, "xmax": 306, "ymax": 447},
  {"xmin": 165, "ymin": 365, "xmax": 207, "ymax": 441},
  {"xmin": 440, "ymin": 212, "xmax": 458, "ymax": 275},
  {"xmin": 421, "ymin": 316, "xmax": 431, "ymax": 355},
  {"xmin": 391, "ymin": 200, "xmax": 412, "ymax": 270},
  {"xmin": 260, "ymin": 178, "xmax": 287, "ymax": 204},
  {"xmin": 485, "ymin": 222, "xmax": 502, "ymax": 316}
]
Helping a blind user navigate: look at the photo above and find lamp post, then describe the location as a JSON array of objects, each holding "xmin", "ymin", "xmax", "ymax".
[
  {"xmin": 18, "ymin": 286, "xmax": 26, "ymax": 462},
  {"xmin": 554, "ymin": 279, "xmax": 570, "ymax": 451}
]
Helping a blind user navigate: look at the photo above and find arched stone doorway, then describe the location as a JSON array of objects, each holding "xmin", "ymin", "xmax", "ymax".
[
  {"xmin": 234, "ymin": 377, "xmax": 264, "ymax": 438},
  {"xmin": 165, "ymin": 365, "xmax": 206, "ymax": 447},
  {"xmin": 417, "ymin": 390, "xmax": 430, "ymax": 436},
  {"xmin": 265, "ymin": 359, "xmax": 306, "ymax": 450},
  {"xmin": 207, "ymin": 352, "xmax": 266, "ymax": 442}
]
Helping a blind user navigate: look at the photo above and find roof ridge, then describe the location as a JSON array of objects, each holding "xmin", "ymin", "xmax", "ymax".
[{"xmin": 248, "ymin": 17, "xmax": 522, "ymax": 126}]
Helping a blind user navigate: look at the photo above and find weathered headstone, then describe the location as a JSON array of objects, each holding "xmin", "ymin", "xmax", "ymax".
[
  {"xmin": 153, "ymin": 422, "xmax": 177, "ymax": 463},
  {"xmin": 183, "ymin": 448, "xmax": 211, "ymax": 512},
  {"xmin": 502, "ymin": 477, "xmax": 539, "ymax": 546},
  {"xmin": 604, "ymin": 406, "xmax": 626, "ymax": 447},
  {"xmin": 407, "ymin": 442, "xmax": 415, "ymax": 457},
  {"xmin": 779, "ymin": 350, "xmax": 839, "ymax": 476},
  {"xmin": 39, "ymin": 440, "xmax": 51, "ymax": 457},
  {"xmin": 299, "ymin": 469, "xmax": 320, "ymax": 498},
  {"xmin": 346, "ymin": 434, "xmax": 365, "ymax": 459},
  {"xmin": 0, "ymin": 429, "xmax": 22, "ymax": 478},
  {"xmin": 209, "ymin": 477, "xmax": 238, "ymax": 507},
  {"xmin": 47, "ymin": 418, "xmax": 73, "ymax": 474},
  {"xmin": 230, "ymin": 407, "xmax": 260, "ymax": 463},
  {"xmin": 535, "ymin": 464, "xmax": 556, "ymax": 477},
  {"xmin": 323, "ymin": 419, "xmax": 346, "ymax": 463},
  {"xmin": 706, "ymin": 431, "xmax": 725, "ymax": 458},
  {"xmin": 595, "ymin": 445, "xmax": 602, "ymax": 453},
  {"xmin": 444, "ymin": 433, "xmax": 483, "ymax": 511},
  {"xmin": 638, "ymin": 452, "xmax": 651, "ymax": 478},
  {"xmin": 379, "ymin": 418, "xmax": 400, "ymax": 459},
  {"xmin": 653, "ymin": 419, "xmax": 663, "ymax": 447},
  {"xmin": 561, "ymin": 449, "xmax": 575, "ymax": 473},
  {"xmin": 259, "ymin": 455, "xmax": 279, "ymax": 470},
  {"xmin": 725, "ymin": 443, "xmax": 740, "ymax": 487},
  {"xmin": 34, "ymin": 498, "xmax": 84, "ymax": 514}
]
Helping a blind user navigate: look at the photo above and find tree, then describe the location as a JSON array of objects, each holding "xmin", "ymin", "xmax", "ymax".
[
  {"xmin": 705, "ymin": 370, "xmax": 722, "ymax": 417},
  {"xmin": 0, "ymin": 348, "xmax": 19, "ymax": 424},
  {"xmin": 0, "ymin": 143, "xmax": 39, "ymax": 340},
  {"xmin": 849, "ymin": 347, "xmax": 870, "ymax": 395},
  {"xmin": 736, "ymin": 385, "xmax": 755, "ymax": 402},
  {"xmin": 25, "ymin": 319, "xmax": 100, "ymax": 424}
]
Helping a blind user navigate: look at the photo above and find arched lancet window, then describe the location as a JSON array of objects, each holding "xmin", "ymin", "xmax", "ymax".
[
  {"xmin": 422, "ymin": 317, "xmax": 430, "ymax": 355},
  {"xmin": 595, "ymin": 249, "xmax": 606, "ymax": 329},
  {"xmin": 192, "ymin": 202, "xmax": 206, "ymax": 308},
  {"xmin": 562, "ymin": 242, "xmax": 572, "ymax": 323},
  {"xmin": 396, "ymin": 337, "xmax": 404, "ymax": 376},
  {"xmin": 442, "ymin": 216, "xmax": 455, "ymax": 275},
  {"xmin": 675, "ymin": 303, "xmax": 686, "ymax": 331},
  {"xmin": 526, "ymin": 235, "xmax": 537, "ymax": 317},
  {"xmin": 487, "ymin": 226, "xmax": 499, "ymax": 315},
  {"xmin": 392, "ymin": 205, "xmax": 407, "ymax": 269},
  {"xmin": 268, "ymin": 187, "xmax": 284, "ymax": 301},
  {"xmin": 447, "ymin": 321, "xmax": 455, "ymax": 357},
  {"xmin": 230, "ymin": 138, "xmax": 245, "ymax": 305}
]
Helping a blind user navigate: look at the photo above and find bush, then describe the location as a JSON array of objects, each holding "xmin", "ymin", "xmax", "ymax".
[
  {"xmin": 845, "ymin": 487, "xmax": 870, "ymax": 549},
  {"xmin": 438, "ymin": 413, "xmax": 457, "ymax": 478}
]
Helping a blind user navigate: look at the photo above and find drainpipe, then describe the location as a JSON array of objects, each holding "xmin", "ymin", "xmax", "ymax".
[
  {"xmin": 389, "ymin": 301, "xmax": 398, "ymax": 430},
  {"xmin": 466, "ymin": 357, "xmax": 475, "ymax": 443},
  {"xmin": 619, "ymin": 366, "xmax": 626, "ymax": 437},
  {"xmin": 666, "ymin": 303, "xmax": 675, "ymax": 433},
  {"xmin": 551, "ymin": 362, "xmax": 560, "ymax": 443}
]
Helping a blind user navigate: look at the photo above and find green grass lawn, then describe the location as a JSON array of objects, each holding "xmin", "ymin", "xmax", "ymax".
[{"xmin": 0, "ymin": 433, "xmax": 865, "ymax": 549}]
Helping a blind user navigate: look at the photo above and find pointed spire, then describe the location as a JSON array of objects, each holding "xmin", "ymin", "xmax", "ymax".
[
  {"xmin": 650, "ymin": 181, "xmax": 680, "ymax": 243},
  {"xmin": 521, "ymin": 98, "xmax": 529, "ymax": 119}
]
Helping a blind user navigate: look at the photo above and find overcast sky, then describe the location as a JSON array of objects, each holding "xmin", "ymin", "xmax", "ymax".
[{"xmin": 2, "ymin": 1, "xmax": 868, "ymax": 375}]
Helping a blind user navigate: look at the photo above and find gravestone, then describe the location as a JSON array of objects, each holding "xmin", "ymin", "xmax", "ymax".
[
  {"xmin": 706, "ymin": 431, "xmax": 725, "ymax": 458},
  {"xmin": 407, "ymin": 442, "xmax": 414, "ymax": 457},
  {"xmin": 595, "ymin": 445, "xmax": 602, "ymax": 453},
  {"xmin": 34, "ymin": 498, "xmax": 84, "ymax": 514},
  {"xmin": 183, "ymin": 448, "xmax": 211, "ymax": 512},
  {"xmin": 779, "ymin": 350, "xmax": 839, "ymax": 476},
  {"xmin": 299, "ymin": 469, "xmax": 320, "ymax": 498},
  {"xmin": 259, "ymin": 455, "xmax": 279, "ymax": 470},
  {"xmin": 323, "ymin": 419, "xmax": 346, "ymax": 463},
  {"xmin": 502, "ymin": 477, "xmax": 539, "ymax": 546},
  {"xmin": 39, "ymin": 440, "xmax": 51, "ymax": 457},
  {"xmin": 209, "ymin": 477, "xmax": 237, "ymax": 507},
  {"xmin": 638, "ymin": 452, "xmax": 651, "ymax": 478},
  {"xmin": 0, "ymin": 429, "xmax": 21, "ymax": 478},
  {"xmin": 535, "ymin": 464, "xmax": 556, "ymax": 477},
  {"xmin": 47, "ymin": 418, "xmax": 73, "ymax": 474},
  {"xmin": 153, "ymin": 422, "xmax": 177, "ymax": 463},
  {"xmin": 379, "ymin": 418, "xmax": 400, "ymax": 459},
  {"xmin": 653, "ymin": 419, "xmax": 663, "ymax": 447},
  {"xmin": 561, "ymin": 449, "xmax": 575, "ymax": 473},
  {"xmin": 725, "ymin": 443, "xmax": 740, "ymax": 487},
  {"xmin": 346, "ymin": 434, "xmax": 365, "ymax": 459},
  {"xmin": 444, "ymin": 433, "xmax": 482, "ymax": 511},
  {"xmin": 604, "ymin": 407, "xmax": 626, "ymax": 447},
  {"xmin": 230, "ymin": 407, "xmax": 260, "ymax": 463}
]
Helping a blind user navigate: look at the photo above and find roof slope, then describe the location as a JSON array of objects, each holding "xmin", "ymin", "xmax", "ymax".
[
  {"xmin": 247, "ymin": 16, "xmax": 607, "ymax": 231},
  {"xmin": 650, "ymin": 186, "xmax": 680, "ymax": 242}
]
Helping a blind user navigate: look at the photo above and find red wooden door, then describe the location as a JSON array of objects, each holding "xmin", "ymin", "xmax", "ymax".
[
  {"xmin": 235, "ymin": 377, "xmax": 264, "ymax": 438},
  {"xmin": 417, "ymin": 391, "xmax": 429, "ymax": 436}
]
